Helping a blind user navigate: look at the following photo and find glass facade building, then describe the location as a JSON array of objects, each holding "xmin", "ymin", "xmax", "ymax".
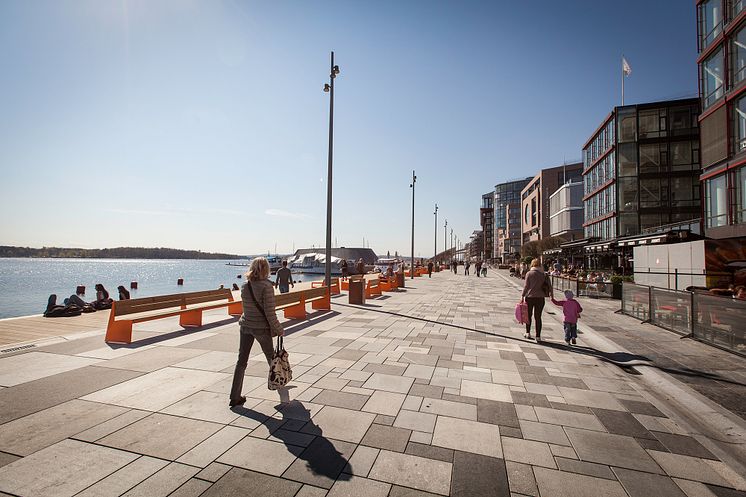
[
  {"xmin": 494, "ymin": 178, "xmax": 532, "ymax": 262},
  {"xmin": 480, "ymin": 192, "xmax": 494, "ymax": 261},
  {"xmin": 582, "ymin": 99, "xmax": 701, "ymax": 241},
  {"xmin": 697, "ymin": 0, "xmax": 746, "ymax": 238}
]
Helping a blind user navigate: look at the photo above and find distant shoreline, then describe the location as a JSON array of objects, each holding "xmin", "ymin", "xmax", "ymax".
[{"xmin": 0, "ymin": 246, "xmax": 245, "ymax": 260}]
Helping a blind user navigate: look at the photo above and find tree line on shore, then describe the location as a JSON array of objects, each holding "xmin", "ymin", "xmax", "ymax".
[{"xmin": 0, "ymin": 246, "xmax": 244, "ymax": 260}]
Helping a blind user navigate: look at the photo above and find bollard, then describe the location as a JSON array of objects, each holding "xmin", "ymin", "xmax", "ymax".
[
  {"xmin": 237, "ymin": 274, "xmax": 242, "ymax": 278},
  {"xmin": 177, "ymin": 278, "xmax": 184, "ymax": 285},
  {"xmin": 130, "ymin": 281, "xmax": 138, "ymax": 289},
  {"xmin": 76, "ymin": 285, "xmax": 85, "ymax": 295}
]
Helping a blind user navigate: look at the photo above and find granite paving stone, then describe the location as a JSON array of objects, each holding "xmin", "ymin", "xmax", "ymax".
[
  {"xmin": 0, "ymin": 351, "xmax": 101, "ymax": 387},
  {"xmin": 168, "ymin": 478, "xmax": 213, "ymax": 497},
  {"xmin": 96, "ymin": 346, "xmax": 207, "ymax": 373},
  {"xmin": 394, "ymin": 409, "xmax": 437, "ymax": 433},
  {"xmin": 173, "ymin": 351, "xmax": 239, "ymax": 372},
  {"xmin": 518, "ymin": 419, "xmax": 570, "ymax": 446},
  {"xmin": 405, "ymin": 442, "xmax": 454, "ymax": 463},
  {"xmin": 217, "ymin": 435, "xmax": 302, "ymax": 475},
  {"xmin": 590, "ymin": 407, "xmax": 655, "ymax": 439},
  {"xmin": 369, "ymin": 450, "xmax": 453, "ymax": 495},
  {"xmin": 177, "ymin": 425, "xmax": 249, "ymax": 467},
  {"xmin": 121, "ymin": 461, "xmax": 199, "ymax": 497},
  {"xmin": 505, "ymin": 461, "xmax": 539, "ymax": 496},
  {"xmin": 431, "ymin": 416, "xmax": 502, "ymax": 458},
  {"xmin": 477, "ymin": 398, "xmax": 521, "ymax": 428},
  {"xmin": 362, "ymin": 373, "xmax": 415, "ymax": 394},
  {"xmin": 73, "ymin": 409, "xmax": 152, "ymax": 442},
  {"xmin": 554, "ymin": 457, "xmax": 616, "ymax": 479},
  {"xmin": 501, "ymin": 437, "xmax": 556, "ymax": 468},
  {"xmin": 651, "ymin": 431, "xmax": 719, "ymax": 460},
  {"xmin": 344, "ymin": 445, "xmax": 380, "ymax": 477},
  {"xmin": 533, "ymin": 406, "xmax": 606, "ymax": 431},
  {"xmin": 327, "ymin": 474, "xmax": 391, "ymax": 497},
  {"xmin": 389, "ymin": 485, "xmax": 443, "ymax": 497},
  {"xmin": 296, "ymin": 484, "xmax": 330, "ymax": 497},
  {"xmin": 620, "ymin": 398, "xmax": 667, "ymax": 417},
  {"xmin": 511, "ymin": 391, "xmax": 552, "ymax": 408},
  {"xmin": 564, "ymin": 427, "xmax": 662, "ymax": 473},
  {"xmin": 75, "ymin": 456, "xmax": 168, "ymax": 497},
  {"xmin": 408, "ymin": 383, "xmax": 444, "ymax": 399},
  {"xmin": 97, "ymin": 412, "xmax": 223, "ymax": 460},
  {"xmin": 450, "ymin": 451, "xmax": 510, "ymax": 497},
  {"xmin": 195, "ymin": 462, "xmax": 232, "ymax": 482},
  {"xmin": 420, "ymin": 398, "xmax": 477, "ymax": 420},
  {"xmin": 302, "ymin": 406, "xmax": 376, "ymax": 444},
  {"xmin": 614, "ymin": 467, "xmax": 688, "ymax": 497},
  {"xmin": 282, "ymin": 436, "xmax": 357, "ymax": 489},
  {"xmin": 533, "ymin": 466, "xmax": 629, "ymax": 497},
  {"xmin": 404, "ymin": 364, "xmax": 436, "ymax": 380},
  {"xmin": 360, "ymin": 424, "xmax": 411, "ymax": 452},
  {"xmin": 312, "ymin": 389, "xmax": 370, "ymax": 411},
  {"xmin": 647, "ymin": 451, "xmax": 746, "ymax": 489},
  {"xmin": 201, "ymin": 467, "xmax": 302, "ymax": 497},
  {"xmin": 161, "ymin": 390, "xmax": 241, "ymax": 424},
  {"xmin": 361, "ymin": 390, "xmax": 407, "ymax": 416}
]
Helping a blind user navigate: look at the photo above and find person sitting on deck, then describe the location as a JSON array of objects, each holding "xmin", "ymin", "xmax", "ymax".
[
  {"xmin": 92, "ymin": 283, "xmax": 113, "ymax": 310},
  {"xmin": 43, "ymin": 294, "xmax": 83, "ymax": 317},
  {"xmin": 117, "ymin": 286, "xmax": 130, "ymax": 300}
]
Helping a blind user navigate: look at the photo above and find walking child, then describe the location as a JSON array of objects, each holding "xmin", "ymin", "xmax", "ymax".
[{"xmin": 551, "ymin": 290, "xmax": 583, "ymax": 345}]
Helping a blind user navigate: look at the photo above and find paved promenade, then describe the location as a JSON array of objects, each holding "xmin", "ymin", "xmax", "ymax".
[{"xmin": 0, "ymin": 270, "xmax": 744, "ymax": 496}]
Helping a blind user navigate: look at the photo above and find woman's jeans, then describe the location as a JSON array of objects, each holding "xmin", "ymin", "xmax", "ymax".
[
  {"xmin": 525, "ymin": 297, "xmax": 545, "ymax": 336},
  {"xmin": 230, "ymin": 329, "xmax": 275, "ymax": 401}
]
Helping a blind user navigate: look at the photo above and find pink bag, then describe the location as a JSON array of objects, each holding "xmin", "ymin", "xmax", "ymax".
[{"xmin": 514, "ymin": 301, "xmax": 529, "ymax": 324}]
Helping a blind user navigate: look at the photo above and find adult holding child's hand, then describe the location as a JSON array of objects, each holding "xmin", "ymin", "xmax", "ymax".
[{"xmin": 521, "ymin": 258, "xmax": 551, "ymax": 342}]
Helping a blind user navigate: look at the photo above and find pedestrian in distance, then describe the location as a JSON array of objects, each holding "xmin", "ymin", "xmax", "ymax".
[
  {"xmin": 230, "ymin": 257, "xmax": 284, "ymax": 408},
  {"xmin": 427, "ymin": 261, "xmax": 433, "ymax": 278},
  {"xmin": 275, "ymin": 260, "xmax": 294, "ymax": 294},
  {"xmin": 464, "ymin": 261, "xmax": 470, "ymax": 275},
  {"xmin": 521, "ymin": 258, "xmax": 552, "ymax": 342},
  {"xmin": 551, "ymin": 290, "xmax": 583, "ymax": 345},
  {"xmin": 356, "ymin": 258, "xmax": 365, "ymax": 276},
  {"xmin": 341, "ymin": 259, "xmax": 349, "ymax": 280},
  {"xmin": 475, "ymin": 260, "xmax": 482, "ymax": 277}
]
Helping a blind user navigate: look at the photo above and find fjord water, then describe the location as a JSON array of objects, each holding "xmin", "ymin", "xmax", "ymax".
[{"xmin": 0, "ymin": 258, "xmax": 318, "ymax": 319}]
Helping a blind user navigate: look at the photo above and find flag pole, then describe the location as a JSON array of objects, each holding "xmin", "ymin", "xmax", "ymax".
[{"xmin": 621, "ymin": 55, "xmax": 625, "ymax": 106}]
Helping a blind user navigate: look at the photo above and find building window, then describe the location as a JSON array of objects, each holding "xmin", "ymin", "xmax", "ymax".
[
  {"xmin": 639, "ymin": 143, "xmax": 662, "ymax": 173},
  {"xmin": 618, "ymin": 143, "xmax": 637, "ymax": 176},
  {"xmin": 734, "ymin": 0, "xmax": 745, "ymax": 19},
  {"xmin": 736, "ymin": 166, "xmax": 746, "ymax": 222},
  {"xmin": 733, "ymin": 25, "xmax": 746, "ymax": 86},
  {"xmin": 617, "ymin": 109, "xmax": 637, "ymax": 142},
  {"xmin": 735, "ymin": 94, "xmax": 746, "ymax": 153},
  {"xmin": 700, "ymin": 0, "xmax": 723, "ymax": 49},
  {"xmin": 706, "ymin": 174, "xmax": 729, "ymax": 227},
  {"xmin": 703, "ymin": 47, "xmax": 725, "ymax": 109},
  {"xmin": 638, "ymin": 109, "xmax": 661, "ymax": 139}
]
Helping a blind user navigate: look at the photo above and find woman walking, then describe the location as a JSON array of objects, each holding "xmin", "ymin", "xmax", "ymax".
[
  {"xmin": 230, "ymin": 257, "xmax": 284, "ymax": 407},
  {"xmin": 521, "ymin": 258, "xmax": 552, "ymax": 342}
]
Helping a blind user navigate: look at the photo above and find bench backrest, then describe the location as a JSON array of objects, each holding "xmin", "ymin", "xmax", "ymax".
[
  {"xmin": 304, "ymin": 286, "xmax": 327, "ymax": 300},
  {"xmin": 367, "ymin": 277, "xmax": 380, "ymax": 287},
  {"xmin": 275, "ymin": 290, "xmax": 304, "ymax": 308},
  {"xmin": 113, "ymin": 288, "xmax": 234, "ymax": 317}
]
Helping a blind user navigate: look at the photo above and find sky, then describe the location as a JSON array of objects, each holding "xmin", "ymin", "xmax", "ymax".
[{"xmin": 0, "ymin": 0, "xmax": 698, "ymax": 257}]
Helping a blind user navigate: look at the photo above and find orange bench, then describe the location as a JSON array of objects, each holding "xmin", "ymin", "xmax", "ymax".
[
  {"xmin": 379, "ymin": 276, "xmax": 397, "ymax": 292},
  {"xmin": 341, "ymin": 274, "xmax": 364, "ymax": 291},
  {"xmin": 276, "ymin": 286, "xmax": 331, "ymax": 319},
  {"xmin": 365, "ymin": 277, "xmax": 382, "ymax": 298},
  {"xmin": 105, "ymin": 288, "xmax": 241, "ymax": 344}
]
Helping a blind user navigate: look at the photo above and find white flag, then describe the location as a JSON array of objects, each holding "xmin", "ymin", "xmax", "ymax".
[{"xmin": 622, "ymin": 57, "xmax": 632, "ymax": 77}]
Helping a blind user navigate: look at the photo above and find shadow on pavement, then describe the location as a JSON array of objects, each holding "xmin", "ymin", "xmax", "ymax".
[
  {"xmin": 107, "ymin": 316, "xmax": 240, "ymax": 349},
  {"xmin": 282, "ymin": 310, "xmax": 340, "ymax": 336}
]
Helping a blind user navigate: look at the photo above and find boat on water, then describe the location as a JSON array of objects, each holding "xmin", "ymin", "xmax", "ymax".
[
  {"xmin": 226, "ymin": 255, "xmax": 283, "ymax": 274},
  {"xmin": 373, "ymin": 257, "xmax": 404, "ymax": 273},
  {"xmin": 287, "ymin": 252, "xmax": 343, "ymax": 274}
]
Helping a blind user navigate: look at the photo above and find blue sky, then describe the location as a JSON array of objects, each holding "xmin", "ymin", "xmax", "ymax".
[{"xmin": 0, "ymin": 0, "xmax": 697, "ymax": 257}]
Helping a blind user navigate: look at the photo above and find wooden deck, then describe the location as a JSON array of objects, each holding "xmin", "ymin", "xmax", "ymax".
[{"xmin": 0, "ymin": 311, "xmax": 111, "ymax": 348}]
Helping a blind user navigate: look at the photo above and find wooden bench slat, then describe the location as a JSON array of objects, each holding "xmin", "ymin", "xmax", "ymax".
[{"xmin": 114, "ymin": 289, "xmax": 233, "ymax": 317}]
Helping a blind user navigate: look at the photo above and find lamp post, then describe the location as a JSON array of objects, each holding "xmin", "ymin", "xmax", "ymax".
[
  {"xmin": 444, "ymin": 219, "xmax": 447, "ymax": 261},
  {"xmin": 410, "ymin": 170, "xmax": 416, "ymax": 280},
  {"xmin": 450, "ymin": 228, "xmax": 453, "ymax": 262},
  {"xmin": 323, "ymin": 52, "xmax": 340, "ymax": 288},
  {"xmin": 433, "ymin": 204, "xmax": 438, "ymax": 260}
]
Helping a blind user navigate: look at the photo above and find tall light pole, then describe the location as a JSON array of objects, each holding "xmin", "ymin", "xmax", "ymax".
[
  {"xmin": 410, "ymin": 170, "xmax": 416, "ymax": 280},
  {"xmin": 450, "ymin": 228, "xmax": 453, "ymax": 261},
  {"xmin": 323, "ymin": 52, "xmax": 340, "ymax": 287},
  {"xmin": 433, "ymin": 204, "xmax": 438, "ymax": 260},
  {"xmin": 444, "ymin": 219, "xmax": 447, "ymax": 259}
]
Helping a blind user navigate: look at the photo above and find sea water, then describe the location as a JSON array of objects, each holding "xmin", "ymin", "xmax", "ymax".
[{"xmin": 0, "ymin": 258, "xmax": 320, "ymax": 319}]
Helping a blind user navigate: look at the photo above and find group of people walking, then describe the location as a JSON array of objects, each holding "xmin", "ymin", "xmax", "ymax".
[{"xmin": 450, "ymin": 260, "xmax": 488, "ymax": 277}]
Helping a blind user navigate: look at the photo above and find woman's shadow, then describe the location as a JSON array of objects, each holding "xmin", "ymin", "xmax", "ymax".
[{"xmin": 232, "ymin": 400, "xmax": 352, "ymax": 486}]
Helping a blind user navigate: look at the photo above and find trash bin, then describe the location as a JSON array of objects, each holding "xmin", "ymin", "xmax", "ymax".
[
  {"xmin": 396, "ymin": 272, "xmax": 405, "ymax": 288},
  {"xmin": 349, "ymin": 278, "xmax": 365, "ymax": 304}
]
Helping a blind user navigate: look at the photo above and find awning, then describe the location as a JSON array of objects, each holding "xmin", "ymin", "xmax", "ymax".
[
  {"xmin": 560, "ymin": 237, "xmax": 599, "ymax": 249},
  {"xmin": 585, "ymin": 241, "xmax": 615, "ymax": 252},
  {"xmin": 616, "ymin": 232, "xmax": 671, "ymax": 247}
]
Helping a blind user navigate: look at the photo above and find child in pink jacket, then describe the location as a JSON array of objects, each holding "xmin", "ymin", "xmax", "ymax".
[{"xmin": 551, "ymin": 290, "xmax": 583, "ymax": 345}]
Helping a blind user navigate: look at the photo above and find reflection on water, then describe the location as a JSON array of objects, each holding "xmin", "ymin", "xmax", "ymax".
[{"xmin": 0, "ymin": 258, "xmax": 319, "ymax": 319}]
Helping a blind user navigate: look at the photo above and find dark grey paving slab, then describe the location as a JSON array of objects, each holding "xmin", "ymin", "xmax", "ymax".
[
  {"xmin": 332, "ymin": 349, "xmax": 367, "ymax": 361},
  {"xmin": 450, "ymin": 450, "xmax": 510, "ymax": 497},
  {"xmin": 312, "ymin": 390, "xmax": 369, "ymax": 411},
  {"xmin": 636, "ymin": 437, "xmax": 669, "ymax": 451},
  {"xmin": 619, "ymin": 399, "xmax": 666, "ymax": 417},
  {"xmin": 97, "ymin": 413, "xmax": 222, "ymax": 460},
  {"xmin": 405, "ymin": 442, "xmax": 454, "ymax": 463},
  {"xmin": 565, "ymin": 427, "xmax": 663, "ymax": 473},
  {"xmin": 282, "ymin": 436, "xmax": 356, "ymax": 489},
  {"xmin": 408, "ymin": 384, "xmax": 444, "ymax": 399},
  {"xmin": 374, "ymin": 414, "xmax": 396, "ymax": 426},
  {"xmin": 591, "ymin": 408, "xmax": 655, "ymax": 439},
  {"xmin": 361, "ymin": 424, "xmax": 411, "ymax": 453},
  {"xmin": 201, "ymin": 467, "xmax": 301, "ymax": 497},
  {"xmin": 169, "ymin": 478, "xmax": 212, "ymax": 497},
  {"xmin": 652, "ymin": 431, "xmax": 718, "ymax": 460},
  {"xmin": 555, "ymin": 457, "xmax": 616, "ymax": 480},
  {"xmin": 511, "ymin": 391, "xmax": 551, "ymax": 408},
  {"xmin": 614, "ymin": 467, "xmax": 687, "ymax": 497},
  {"xmin": 0, "ymin": 365, "xmax": 142, "ymax": 424},
  {"xmin": 440, "ymin": 393, "xmax": 478, "ymax": 405},
  {"xmin": 436, "ymin": 359, "xmax": 463, "ymax": 369},
  {"xmin": 477, "ymin": 399, "xmax": 520, "ymax": 428},
  {"xmin": 0, "ymin": 452, "xmax": 19, "ymax": 469},
  {"xmin": 499, "ymin": 426, "xmax": 523, "ymax": 438},
  {"xmin": 705, "ymin": 484, "xmax": 746, "ymax": 497}
]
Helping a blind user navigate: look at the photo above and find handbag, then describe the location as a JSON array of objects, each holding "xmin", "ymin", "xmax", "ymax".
[
  {"xmin": 515, "ymin": 301, "xmax": 529, "ymax": 324},
  {"xmin": 246, "ymin": 281, "xmax": 283, "ymax": 337},
  {"xmin": 268, "ymin": 336, "xmax": 293, "ymax": 390}
]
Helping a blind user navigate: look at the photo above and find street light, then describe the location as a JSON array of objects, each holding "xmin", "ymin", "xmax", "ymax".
[
  {"xmin": 410, "ymin": 170, "xmax": 416, "ymax": 280},
  {"xmin": 433, "ymin": 204, "xmax": 438, "ymax": 260},
  {"xmin": 323, "ymin": 52, "xmax": 340, "ymax": 288},
  {"xmin": 444, "ymin": 219, "xmax": 447, "ymax": 259}
]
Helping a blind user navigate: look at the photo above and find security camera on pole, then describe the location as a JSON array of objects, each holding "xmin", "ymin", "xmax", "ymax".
[{"xmin": 322, "ymin": 52, "xmax": 340, "ymax": 288}]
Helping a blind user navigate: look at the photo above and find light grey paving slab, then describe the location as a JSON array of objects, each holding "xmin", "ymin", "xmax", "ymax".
[
  {"xmin": 0, "ymin": 399, "xmax": 128, "ymax": 456},
  {"xmin": 168, "ymin": 478, "xmax": 213, "ymax": 497},
  {"xmin": 302, "ymin": 406, "xmax": 377, "ymax": 444},
  {"xmin": 564, "ymin": 427, "xmax": 662, "ymax": 473},
  {"xmin": 0, "ymin": 439, "xmax": 137, "ymax": 497},
  {"xmin": 296, "ymin": 484, "xmax": 330, "ymax": 497},
  {"xmin": 96, "ymin": 346, "xmax": 207, "ymax": 373},
  {"xmin": 394, "ymin": 410, "xmax": 437, "ymax": 433},
  {"xmin": 402, "ymin": 395, "xmax": 424, "ymax": 411},
  {"xmin": 505, "ymin": 461, "xmax": 538, "ymax": 497},
  {"xmin": 327, "ymin": 474, "xmax": 391, "ymax": 497},
  {"xmin": 648, "ymin": 450, "xmax": 746, "ymax": 489},
  {"xmin": 431, "ymin": 415, "xmax": 502, "ymax": 458},
  {"xmin": 420, "ymin": 398, "xmax": 477, "ymax": 420},
  {"xmin": 177, "ymin": 425, "xmax": 249, "ymax": 467},
  {"xmin": 403, "ymin": 364, "xmax": 435, "ymax": 380},
  {"xmin": 515, "ymin": 405, "xmax": 537, "ymax": 421},
  {"xmin": 672, "ymin": 478, "xmax": 720, "ymax": 497},
  {"xmin": 557, "ymin": 387, "xmax": 625, "ymax": 411},
  {"xmin": 502, "ymin": 437, "xmax": 555, "ymax": 468},
  {"xmin": 218, "ymin": 435, "xmax": 302, "ymax": 475},
  {"xmin": 82, "ymin": 367, "xmax": 228, "ymax": 411},
  {"xmin": 203, "ymin": 466, "xmax": 303, "ymax": 496},
  {"xmin": 173, "ymin": 351, "xmax": 238, "ymax": 372},
  {"xmin": 518, "ymin": 419, "xmax": 571, "ymax": 446},
  {"xmin": 98, "ymin": 413, "xmax": 223, "ymax": 460},
  {"xmin": 533, "ymin": 466, "xmax": 628, "ymax": 497},
  {"xmin": 76, "ymin": 456, "xmax": 168, "ymax": 497},
  {"xmin": 344, "ymin": 445, "xmax": 380, "ymax": 477},
  {"xmin": 362, "ymin": 391, "xmax": 406, "ymax": 416},
  {"xmin": 73, "ymin": 409, "xmax": 151, "ymax": 442},
  {"xmin": 121, "ymin": 462, "xmax": 199, "ymax": 497},
  {"xmin": 533, "ymin": 406, "xmax": 606, "ymax": 431},
  {"xmin": 550, "ymin": 443, "xmax": 577, "ymax": 459},
  {"xmin": 362, "ymin": 373, "xmax": 415, "ymax": 394},
  {"xmin": 460, "ymin": 379, "xmax": 512, "ymax": 402},
  {"xmin": 195, "ymin": 462, "xmax": 232, "ymax": 482},
  {"xmin": 162, "ymin": 390, "xmax": 241, "ymax": 424},
  {"xmin": 613, "ymin": 467, "xmax": 688, "ymax": 497},
  {"xmin": 0, "ymin": 352, "xmax": 101, "ymax": 387},
  {"xmin": 368, "ymin": 450, "xmax": 452, "ymax": 495}
]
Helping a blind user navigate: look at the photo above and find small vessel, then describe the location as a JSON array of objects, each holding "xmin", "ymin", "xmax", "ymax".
[
  {"xmin": 287, "ymin": 252, "xmax": 342, "ymax": 274},
  {"xmin": 374, "ymin": 257, "xmax": 403, "ymax": 274},
  {"xmin": 226, "ymin": 254, "xmax": 283, "ymax": 274}
]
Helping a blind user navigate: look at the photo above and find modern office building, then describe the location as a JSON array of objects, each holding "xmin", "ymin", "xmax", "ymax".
[
  {"xmin": 581, "ymin": 98, "xmax": 701, "ymax": 266},
  {"xmin": 549, "ymin": 180, "xmax": 584, "ymax": 240},
  {"xmin": 520, "ymin": 164, "xmax": 582, "ymax": 245},
  {"xmin": 494, "ymin": 177, "xmax": 532, "ymax": 262},
  {"xmin": 697, "ymin": 0, "xmax": 746, "ymax": 238},
  {"xmin": 479, "ymin": 192, "xmax": 494, "ymax": 261},
  {"xmin": 470, "ymin": 230, "xmax": 484, "ymax": 260}
]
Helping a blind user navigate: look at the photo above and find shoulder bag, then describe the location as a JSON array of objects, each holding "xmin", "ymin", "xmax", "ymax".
[
  {"xmin": 246, "ymin": 281, "xmax": 283, "ymax": 337},
  {"xmin": 246, "ymin": 281, "xmax": 292, "ymax": 390}
]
